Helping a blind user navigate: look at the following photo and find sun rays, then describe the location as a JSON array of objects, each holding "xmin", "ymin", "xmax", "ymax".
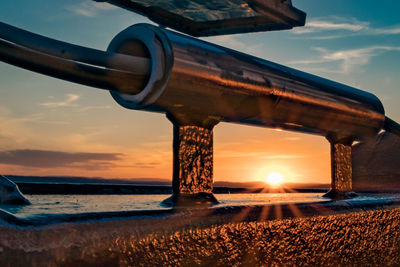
[{"xmin": 265, "ymin": 172, "xmax": 284, "ymax": 187}]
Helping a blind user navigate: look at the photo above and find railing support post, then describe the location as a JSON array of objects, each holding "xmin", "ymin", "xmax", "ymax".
[
  {"xmin": 162, "ymin": 113, "xmax": 219, "ymax": 207},
  {"xmin": 324, "ymin": 136, "xmax": 356, "ymax": 199}
]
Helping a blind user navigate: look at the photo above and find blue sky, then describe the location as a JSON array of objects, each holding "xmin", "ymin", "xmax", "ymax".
[{"xmin": 0, "ymin": 1, "xmax": 399, "ymax": 183}]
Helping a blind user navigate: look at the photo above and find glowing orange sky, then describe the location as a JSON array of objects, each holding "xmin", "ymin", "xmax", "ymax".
[
  {"xmin": 0, "ymin": 108, "xmax": 330, "ymax": 183},
  {"xmin": 1, "ymin": 1, "xmax": 399, "ymax": 184}
]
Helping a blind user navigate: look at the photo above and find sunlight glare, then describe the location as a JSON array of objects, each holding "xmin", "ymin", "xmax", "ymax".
[{"xmin": 266, "ymin": 172, "xmax": 284, "ymax": 186}]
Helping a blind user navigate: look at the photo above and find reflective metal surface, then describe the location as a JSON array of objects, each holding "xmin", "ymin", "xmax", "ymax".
[
  {"xmin": 96, "ymin": 0, "xmax": 306, "ymax": 36},
  {"xmin": 0, "ymin": 22, "xmax": 150, "ymax": 94},
  {"xmin": 2, "ymin": 21, "xmax": 400, "ymax": 200},
  {"xmin": 1, "ymin": 22, "xmax": 393, "ymax": 140},
  {"xmin": 109, "ymin": 24, "xmax": 386, "ymax": 140}
]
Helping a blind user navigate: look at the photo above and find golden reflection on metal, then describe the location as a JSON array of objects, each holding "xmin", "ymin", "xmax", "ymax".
[
  {"xmin": 2, "ymin": 22, "xmax": 387, "ymax": 141},
  {"xmin": 150, "ymin": 24, "xmax": 385, "ymax": 141}
]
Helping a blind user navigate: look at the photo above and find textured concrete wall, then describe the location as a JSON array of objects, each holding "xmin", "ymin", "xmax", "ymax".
[{"xmin": 2, "ymin": 207, "xmax": 400, "ymax": 266}]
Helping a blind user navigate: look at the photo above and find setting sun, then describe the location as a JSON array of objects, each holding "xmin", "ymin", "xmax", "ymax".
[{"xmin": 266, "ymin": 172, "xmax": 284, "ymax": 186}]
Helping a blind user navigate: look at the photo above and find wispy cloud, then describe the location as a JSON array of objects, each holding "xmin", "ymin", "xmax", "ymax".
[
  {"xmin": 372, "ymin": 27, "xmax": 400, "ymax": 35},
  {"xmin": 0, "ymin": 148, "xmax": 163, "ymax": 171},
  {"xmin": 66, "ymin": 1, "xmax": 117, "ymax": 17},
  {"xmin": 293, "ymin": 17, "xmax": 368, "ymax": 35},
  {"xmin": 0, "ymin": 149, "xmax": 123, "ymax": 169},
  {"xmin": 78, "ymin": 105, "xmax": 112, "ymax": 112},
  {"xmin": 291, "ymin": 46, "xmax": 400, "ymax": 73},
  {"xmin": 40, "ymin": 94, "xmax": 80, "ymax": 108},
  {"xmin": 204, "ymin": 35, "xmax": 264, "ymax": 56},
  {"xmin": 292, "ymin": 16, "xmax": 400, "ymax": 39},
  {"xmin": 91, "ymin": 1, "xmax": 117, "ymax": 10},
  {"xmin": 129, "ymin": 162, "xmax": 160, "ymax": 169},
  {"xmin": 293, "ymin": 20, "xmax": 366, "ymax": 34},
  {"xmin": 205, "ymin": 35, "xmax": 247, "ymax": 50}
]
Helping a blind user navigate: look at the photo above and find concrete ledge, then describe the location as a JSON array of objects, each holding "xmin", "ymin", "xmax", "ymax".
[
  {"xmin": 1, "ymin": 194, "xmax": 400, "ymax": 227},
  {"xmin": 1, "ymin": 197, "xmax": 400, "ymax": 266}
]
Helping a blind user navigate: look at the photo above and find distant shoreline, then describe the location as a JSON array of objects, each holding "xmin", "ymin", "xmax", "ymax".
[
  {"xmin": 15, "ymin": 182, "xmax": 329, "ymax": 195},
  {"xmin": 3, "ymin": 174, "xmax": 330, "ymax": 194},
  {"xmin": 6, "ymin": 175, "xmax": 400, "ymax": 194}
]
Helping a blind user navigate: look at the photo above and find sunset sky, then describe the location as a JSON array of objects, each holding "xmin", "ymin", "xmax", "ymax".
[{"xmin": 0, "ymin": 0, "xmax": 399, "ymax": 184}]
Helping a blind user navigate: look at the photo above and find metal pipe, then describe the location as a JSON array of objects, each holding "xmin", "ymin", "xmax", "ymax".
[
  {"xmin": 0, "ymin": 22, "xmax": 393, "ymax": 140},
  {"xmin": 0, "ymin": 22, "xmax": 150, "ymax": 75},
  {"xmin": 384, "ymin": 116, "xmax": 400, "ymax": 136},
  {"xmin": 0, "ymin": 39, "xmax": 149, "ymax": 93},
  {"xmin": 0, "ymin": 21, "xmax": 150, "ymax": 95},
  {"xmin": 109, "ymin": 24, "xmax": 386, "ymax": 140}
]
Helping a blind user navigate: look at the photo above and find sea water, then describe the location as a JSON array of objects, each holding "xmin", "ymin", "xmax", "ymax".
[{"xmin": 1, "ymin": 193, "xmax": 328, "ymax": 219}]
